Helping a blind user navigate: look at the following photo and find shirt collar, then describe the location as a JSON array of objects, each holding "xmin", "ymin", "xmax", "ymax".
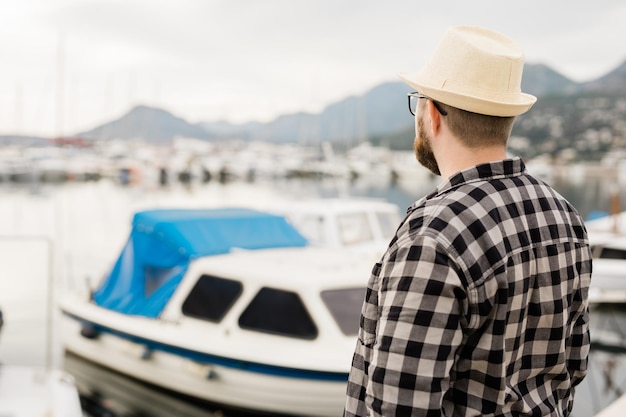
[{"xmin": 408, "ymin": 157, "xmax": 526, "ymax": 212}]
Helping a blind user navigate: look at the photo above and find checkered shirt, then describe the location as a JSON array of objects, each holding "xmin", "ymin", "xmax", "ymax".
[{"xmin": 345, "ymin": 158, "xmax": 592, "ymax": 417}]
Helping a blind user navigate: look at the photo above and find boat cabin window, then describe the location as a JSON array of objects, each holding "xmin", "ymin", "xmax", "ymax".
[
  {"xmin": 338, "ymin": 213, "xmax": 373, "ymax": 246},
  {"xmin": 238, "ymin": 287, "xmax": 318, "ymax": 340},
  {"xmin": 182, "ymin": 275, "xmax": 243, "ymax": 322},
  {"xmin": 321, "ymin": 288, "xmax": 366, "ymax": 336}
]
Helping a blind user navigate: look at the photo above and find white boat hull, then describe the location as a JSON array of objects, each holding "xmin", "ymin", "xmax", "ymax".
[{"xmin": 62, "ymin": 313, "xmax": 348, "ymax": 416}]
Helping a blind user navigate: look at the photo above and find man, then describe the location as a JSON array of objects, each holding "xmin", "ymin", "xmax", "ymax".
[{"xmin": 344, "ymin": 26, "xmax": 592, "ymax": 417}]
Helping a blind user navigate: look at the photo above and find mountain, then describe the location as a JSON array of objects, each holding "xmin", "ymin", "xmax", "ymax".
[
  {"xmin": 80, "ymin": 105, "xmax": 211, "ymax": 143},
  {"xmin": 77, "ymin": 59, "xmax": 626, "ymax": 149},
  {"xmin": 86, "ymin": 82, "xmax": 413, "ymax": 144}
]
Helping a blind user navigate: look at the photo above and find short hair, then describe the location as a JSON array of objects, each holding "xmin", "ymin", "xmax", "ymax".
[{"xmin": 437, "ymin": 102, "xmax": 515, "ymax": 148}]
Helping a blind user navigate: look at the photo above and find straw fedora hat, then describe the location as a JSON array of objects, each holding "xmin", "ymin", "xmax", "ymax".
[{"xmin": 399, "ymin": 25, "xmax": 537, "ymax": 117}]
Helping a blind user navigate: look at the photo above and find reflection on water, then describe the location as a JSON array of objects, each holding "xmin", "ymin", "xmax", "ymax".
[{"xmin": 1, "ymin": 171, "xmax": 626, "ymax": 416}]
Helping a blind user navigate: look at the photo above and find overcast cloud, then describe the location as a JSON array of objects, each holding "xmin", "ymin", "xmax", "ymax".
[{"xmin": 0, "ymin": 0, "xmax": 625, "ymax": 137}]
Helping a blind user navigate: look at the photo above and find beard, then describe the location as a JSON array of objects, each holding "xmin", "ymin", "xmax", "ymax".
[{"xmin": 413, "ymin": 117, "xmax": 441, "ymax": 176}]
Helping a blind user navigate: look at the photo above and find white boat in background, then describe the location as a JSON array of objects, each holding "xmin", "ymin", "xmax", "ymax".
[
  {"xmin": 59, "ymin": 207, "xmax": 375, "ymax": 416},
  {"xmin": 584, "ymin": 210, "xmax": 626, "ymax": 304},
  {"xmin": 587, "ymin": 234, "xmax": 626, "ymax": 304}
]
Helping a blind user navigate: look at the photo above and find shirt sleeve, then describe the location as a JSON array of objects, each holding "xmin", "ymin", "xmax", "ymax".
[
  {"xmin": 568, "ymin": 283, "xmax": 591, "ymax": 389},
  {"xmin": 365, "ymin": 234, "xmax": 467, "ymax": 416}
]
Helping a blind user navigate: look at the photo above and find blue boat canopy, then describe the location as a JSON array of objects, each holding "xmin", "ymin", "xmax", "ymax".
[{"xmin": 93, "ymin": 208, "xmax": 308, "ymax": 318}]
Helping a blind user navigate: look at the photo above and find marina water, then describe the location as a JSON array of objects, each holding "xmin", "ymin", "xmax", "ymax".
[{"xmin": 1, "ymin": 169, "xmax": 625, "ymax": 416}]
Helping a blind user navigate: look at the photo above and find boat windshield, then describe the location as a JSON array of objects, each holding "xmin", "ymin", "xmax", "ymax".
[
  {"xmin": 338, "ymin": 213, "xmax": 373, "ymax": 246},
  {"xmin": 320, "ymin": 288, "xmax": 367, "ymax": 336}
]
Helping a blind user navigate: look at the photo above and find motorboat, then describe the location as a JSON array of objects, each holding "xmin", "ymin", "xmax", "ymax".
[{"xmin": 59, "ymin": 207, "xmax": 377, "ymax": 416}]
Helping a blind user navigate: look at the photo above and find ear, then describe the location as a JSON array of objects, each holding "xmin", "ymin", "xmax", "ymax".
[{"xmin": 428, "ymin": 101, "xmax": 441, "ymax": 135}]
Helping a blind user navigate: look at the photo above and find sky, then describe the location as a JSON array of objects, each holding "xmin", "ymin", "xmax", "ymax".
[{"xmin": 1, "ymin": 0, "xmax": 625, "ymax": 137}]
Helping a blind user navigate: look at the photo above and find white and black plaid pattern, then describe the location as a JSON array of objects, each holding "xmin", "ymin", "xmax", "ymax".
[{"xmin": 345, "ymin": 158, "xmax": 592, "ymax": 417}]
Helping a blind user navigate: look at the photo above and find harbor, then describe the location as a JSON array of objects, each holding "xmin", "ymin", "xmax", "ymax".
[{"xmin": 1, "ymin": 1, "xmax": 625, "ymax": 415}]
